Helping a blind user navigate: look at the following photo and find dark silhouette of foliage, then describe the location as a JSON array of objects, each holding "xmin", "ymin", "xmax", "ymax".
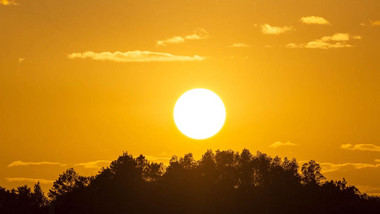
[
  {"xmin": 48, "ymin": 168, "xmax": 91, "ymax": 201},
  {"xmin": 1, "ymin": 149, "xmax": 379, "ymax": 214},
  {"xmin": 301, "ymin": 160, "xmax": 326, "ymax": 185},
  {"xmin": 0, "ymin": 183, "xmax": 48, "ymax": 214}
]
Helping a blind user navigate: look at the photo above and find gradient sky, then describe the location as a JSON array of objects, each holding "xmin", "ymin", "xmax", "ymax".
[{"xmin": 1, "ymin": 0, "xmax": 379, "ymax": 195}]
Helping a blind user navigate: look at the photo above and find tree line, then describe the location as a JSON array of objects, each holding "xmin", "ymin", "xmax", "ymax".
[{"xmin": 1, "ymin": 149, "xmax": 379, "ymax": 213}]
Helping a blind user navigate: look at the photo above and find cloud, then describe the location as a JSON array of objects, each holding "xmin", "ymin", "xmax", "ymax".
[
  {"xmin": 75, "ymin": 160, "xmax": 111, "ymax": 169},
  {"xmin": 4, "ymin": 177, "xmax": 54, "ymax": 184},
  {"xmin": 261, "ymin": 24, "xmax": 293, "ymax": 35},
  {"xmin": 144, "ymin": 155, "xmax": 171, "ymax": 162},
  {"xmin": 318, "ymin": 162, "xmax": 380, "ymax": 173},
  {"xmin": 286, "ymin": 33, "xmax": 360, "ymax": 49},
  {"xmin": 321, "ymin": 33, "xmax": 351, "ymax": 41},
  {"xmin": 8, "ymin": 161, "xmax": 67, "ymax": 168},
  {"xmin": 356, "ymin": 185, "xmax": 380, "ymax": 196},
  {"xmin": 0, "ymin": 0, "xmax": 18, "ymax": 6},
  {"xmin": 68, "ymin": 51, "xmax": 205, "ymax": 62},
  {"xmin": 132, "ymin": 154, "xmax": 171, "ymax": 163},
  {"xmin": 157, "ymin": 36, "xmax": 185, "ymax": 46},
  {"xmin": 300, "ymin": 16, "xmax": 330, "ymax": 25},
  {"xmin": 157, "ymin": 28, "xmax": 209, "ymax": 46},
  {"xmin": 370, "ymin": 20, "xmax": 380, "ymax": 26},
  {"xmin": 229, "ymin": 43, "xmax": 251, "ymax": 48},
  {"xmin": 341, "ymin": 144, "xmax": 380, "ymax": 152},
  {"xmin": 360, "ymin": 20, "xmax": 380, "ymax": 26},
  {"xmin": 269, "ymin": 141, "xmax": 296, "ymax": 148}
]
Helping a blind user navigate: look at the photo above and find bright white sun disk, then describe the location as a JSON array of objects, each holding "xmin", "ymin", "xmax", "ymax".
[{"xmin": 174, "ymin": 88, "xmax": 226, "ymax": 140}]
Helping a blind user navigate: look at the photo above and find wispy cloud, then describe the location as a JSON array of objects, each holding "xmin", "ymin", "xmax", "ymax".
[
  {"xmin": 269, "ymin": 141, "xmax": 296, "ymax": 148},
  {"xmin": 370, "ymin": 20, "xmax": 380, "ymax": 26},
  {"xmin": 4, "ymin": 177, "xmax": 54, "ymax": 184},
  {"xmin": 360, "ymin": 20, "xmax": 380, "ymax": 26},
  {"xmin": 261, "ymin": 24, "xmax": 293, "ymax": 35},
  {"xmin": 144, "ymin": 155, "xmax": 171, "ymax": 162},
  {"xmin": 322, "ymin": 33, "xmax": 351, "ymax": 41},
  {"xmin": 341, "ymin": 144, "xmax": 380, "ymax": 152},
  {"xmin": 157, "ymin": 28, "xmax": 209, "ymax": 46},
  {"xmin": 286, "ymin": 33, "xmax": 361, "ymax": 49},
  {"xmin": 75, "ymin": 160, "xmax": 111, "ymax": 169},
  {"xmin": 229, "ymin": 43, "xmax": 251, "ymax": 48},
  {"xmin": 132, "ymin": 154, "xmax": 171, "ymax": 163},
  {"xmin": 74, "ymin": 156, "xmax": 171, "ymax": 169},
  {"xmin": 8, "ymin": 161, "xmax": 67, "ymax": 168},
  {"xmin": 356, "ymin": 185, "xmax": 380, "ymax": 196},
  {"xmin": 68, "ymin": 51, "xmax": 205, "ymax": 62},
  {"xmin": 157, "ymin": 36, "xmax": 185, "ymax": 46},
  {"xmin": 0, "ymin": 0, "xmax": 18, "ymax": 6},
  {"xmin": 300, "ymin": 16, "xmax": 330, "ymax": 25},
  {"xmin": 318, "ymin": 162, "xmax": 380, "ymax": 173}
]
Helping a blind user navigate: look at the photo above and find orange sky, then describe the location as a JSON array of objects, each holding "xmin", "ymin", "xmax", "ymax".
[{"xmin": 0, "ymin": 0, "xmax": 379, "ymax": 195}]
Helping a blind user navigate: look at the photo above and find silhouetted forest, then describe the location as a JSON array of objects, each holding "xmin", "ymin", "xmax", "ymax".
[{"xmin": 1, "ymin": 149, "xmax": 380, "ymax": 214}]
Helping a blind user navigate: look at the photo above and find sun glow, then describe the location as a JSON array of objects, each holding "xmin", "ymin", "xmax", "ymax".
[{"xmin": 174, "ymin": 88, "xmax": 226, "ymax": 140}]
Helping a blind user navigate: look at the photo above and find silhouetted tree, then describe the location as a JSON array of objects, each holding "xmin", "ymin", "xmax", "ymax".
[
  {"xmin": 49, "ymin": 168, "xmax": 90, "ymax": 201},
  {"xmin": 0, "ymin": 183, "xmax": 48, "ymax": 214},
  {"xmin": 301, "ymin": 160, "xmax": 325, "ymax": 185},
  {"xmin": 33, "ymin": 182, "xmax": 48, "ymax": 208},
  {"xmin": 1, "ymin": 149, "xmax": 380, "ymax": 214}
]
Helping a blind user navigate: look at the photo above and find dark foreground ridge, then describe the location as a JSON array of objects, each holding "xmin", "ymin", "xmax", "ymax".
[{"xmin": 1, "ymin": 149, "xmax": 380, "ymax": 214}]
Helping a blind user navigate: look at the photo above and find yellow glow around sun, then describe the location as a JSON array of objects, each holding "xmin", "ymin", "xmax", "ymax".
[{"xmin": 174, "ymin": 88, "xmax": 226, "ymax": 140}]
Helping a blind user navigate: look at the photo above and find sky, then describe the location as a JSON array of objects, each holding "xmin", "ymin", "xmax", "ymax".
[{"xmin": 0, "ymin": 0, "xmax": 379, "ymax": 195}]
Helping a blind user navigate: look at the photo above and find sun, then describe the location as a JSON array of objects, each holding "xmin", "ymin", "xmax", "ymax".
[{"xmin": 174, "ymin": 88, "xmax": 226, "ymax": 140}]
